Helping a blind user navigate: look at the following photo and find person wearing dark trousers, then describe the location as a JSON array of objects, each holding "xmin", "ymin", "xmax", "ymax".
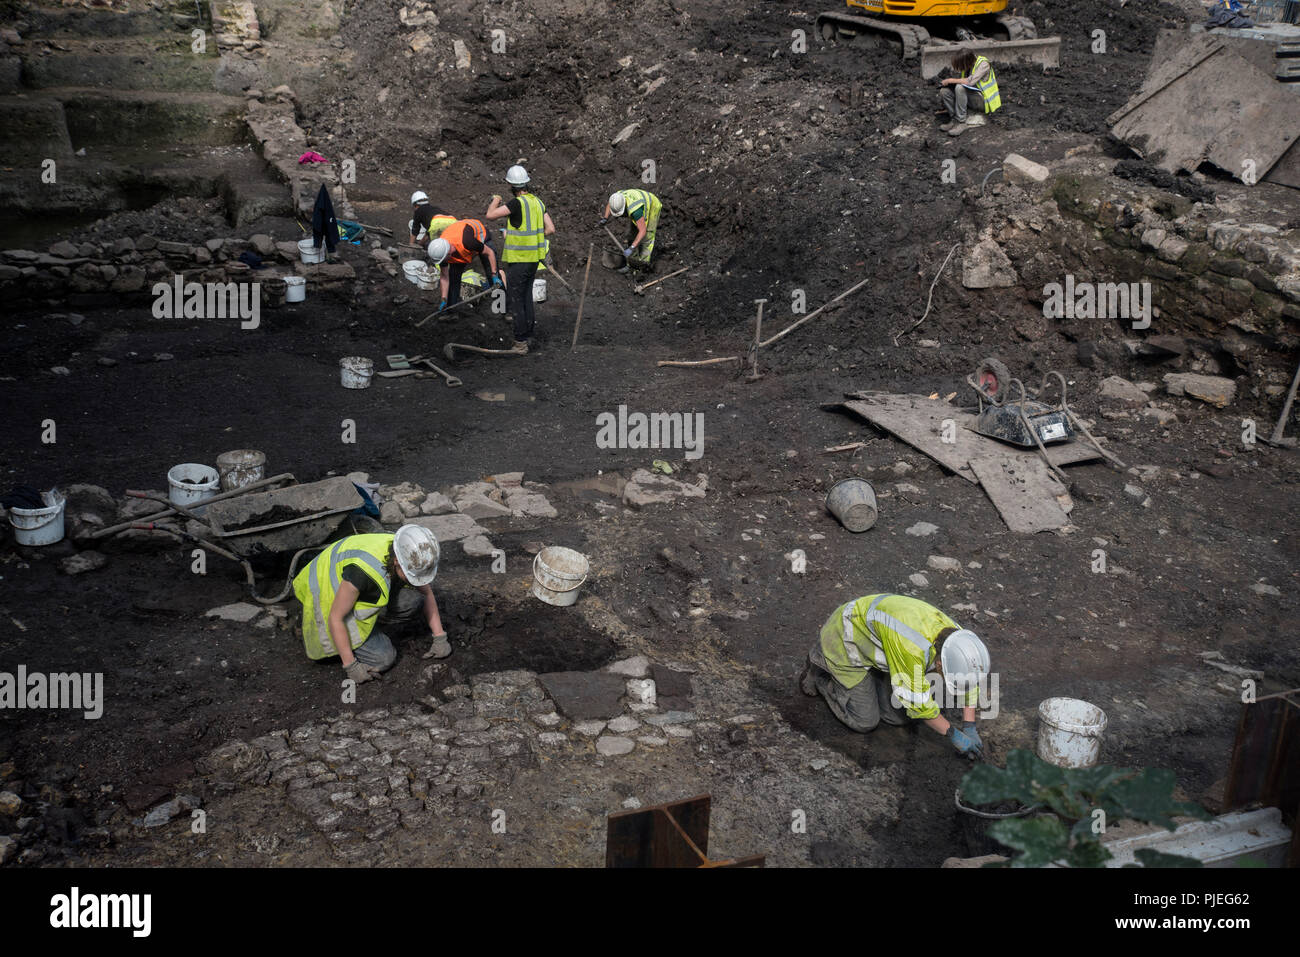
[
  {"xmin": 485, "ymin": 165, "xmax": 556, "ymax": 354},
  {"xmin": 427, "ymin": 218, "xmax": 501, "ymax": 310}
]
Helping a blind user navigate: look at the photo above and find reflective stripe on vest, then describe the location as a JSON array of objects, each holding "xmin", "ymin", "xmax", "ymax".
[
  {"xmin": 299, "ymin": 535, "xmax": 391, "ymax": 657},
  {"xmin": 502, "ymin": 193, "xmax": 547, "ymax": 263},
  {"xmin": 445, "ymin": 219, "xmax": 488, "ymax": 264},
  {"xmin": 864, "ymin": 594, "xmax": 934, "ymax": 669},
  {"xmin": 966, "ymin": 56, "xmax": 1000, "ymax": 113},
  {"xmin": 620, "ymin": 188, "xmax": 657, "ymax": 222}
]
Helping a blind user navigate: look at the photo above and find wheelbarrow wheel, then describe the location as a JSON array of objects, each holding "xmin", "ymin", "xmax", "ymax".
[{"xmin": 973, "ymin": 357, "xmax": 1012, "ymax": 404}]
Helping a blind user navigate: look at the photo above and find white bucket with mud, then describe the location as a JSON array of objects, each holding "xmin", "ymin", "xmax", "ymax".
[
  {"xmin": 340, "ymin": 356, "xmax": 374, "ymax": 389},
  {"xmin": 825, "ymin": 478, "xmax": 878, "ymax": 532},
  {"xmin": 9, "ymin": 489, "xmax": 66, "ymax": 546},
  {"xmin": 532, "ymin": 545, "xmax": 590, "ymax": 607},
  {"xmin": 1038, "ymin": 697, "xmax": 1107, "ymax": 768},
  {"xmin": 216, "ymin": 449, "xmax": 266, "ymax": 492},
  {"xmin": 167, "ymin": 464, "xmax": 220, "ymax": 515},
  {"xmin": 532, "ymin": 278, "xmax": 547, "ymax": 302},
  {"xmin": 298, "ymin": 238, "xmax": 325, "ymax": 264},
  {"xmin": 284, "ymin": 275, "xmax": 306, "ymax": 302}
]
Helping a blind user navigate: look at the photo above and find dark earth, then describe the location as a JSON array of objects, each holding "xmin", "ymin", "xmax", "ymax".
[{"xmin": 0, "ymin": 0, "xmax": 1297, "ymax": 867}]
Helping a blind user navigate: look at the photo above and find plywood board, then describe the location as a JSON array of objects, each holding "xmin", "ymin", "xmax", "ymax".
[{"xmin": 969, "ymin": 456, "xmax": 1072, "ymax": 534}]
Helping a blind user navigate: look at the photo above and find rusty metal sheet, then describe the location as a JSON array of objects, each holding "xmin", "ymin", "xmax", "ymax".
[{"xmin": 968, "ymin": 456, "xmax": 1073, "ymax": 534}]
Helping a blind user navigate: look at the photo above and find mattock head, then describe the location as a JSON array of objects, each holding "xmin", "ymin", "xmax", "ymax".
[{"xmin": 443, "ymin": 342, "xmax": 457, "ymax": 361}]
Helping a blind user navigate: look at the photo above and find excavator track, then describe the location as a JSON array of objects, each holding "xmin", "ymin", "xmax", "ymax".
[
  {"xmin": 992, "ymin": 14, "xmax": 1038, "ymax": 41},
  {"xmin": 815, "ymin": 13, "xmax": 931, "ymax": 60}
]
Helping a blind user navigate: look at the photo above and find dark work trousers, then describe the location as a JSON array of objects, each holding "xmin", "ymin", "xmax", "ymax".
[
  {"xmin": 506, "ymin": 261, "xmax": 539, "ymax": 343},
  {"xmin": 446, "ymin": 261, "xmax": 468, "ymax": 307}
]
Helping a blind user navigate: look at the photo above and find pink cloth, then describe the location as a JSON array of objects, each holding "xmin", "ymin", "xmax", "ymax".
[{"xmin": 298, "ymin": 151, "xmax": 328, "ymax": 164}]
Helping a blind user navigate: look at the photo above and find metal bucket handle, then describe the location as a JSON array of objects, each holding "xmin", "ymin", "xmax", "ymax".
[{"xmin": 533, "ymin": 551, "xmax": 589, "ymax": 593}]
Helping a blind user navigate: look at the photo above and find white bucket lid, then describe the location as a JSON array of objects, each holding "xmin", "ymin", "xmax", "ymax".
[{"xmin": 283, "ymin": 276, "xmax": 305, "ymax": 286}]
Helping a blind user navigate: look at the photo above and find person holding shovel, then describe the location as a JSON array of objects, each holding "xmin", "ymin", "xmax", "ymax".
[
  {"xmin": 427, "ymin": 218, "xmax": 503, "ymax": 312},
  {"xmin": 600, "ymin": 188, "xmax": 662, "ymax": 271},
  {"xmin": 798, "ymin": 593, "xmax": 989, "ymax": 759},
  {"xmin": 485, "ymin": 165, "xmax": 556, "ymax": 355},
  {"xmin": 292, "ymin": 524, "xmax": 451, "ymax": 685}
]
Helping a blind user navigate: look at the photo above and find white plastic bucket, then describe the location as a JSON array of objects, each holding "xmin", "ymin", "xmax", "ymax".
[
  {"xmin": 531, "ymin": 545, "xmax": 590, "ymax": 607},
  {"xmin": 340, "ymin": 356, "xmax": 373, "ymax": 389},
  {"xmin": 167, "ymin": 464, "xmax": 220, "ymax": 515},
  {"xmin": 216, "ymin": 449, "xmax": 266, "ymax": 492},
  {"xmin": 1037, "ymin": 697, "xmax": 1108, "ymax": 768},
  {"xmin": 298, "ymin": 238, "xmax": 325, "ymax": 264},
  {"xmin": 284, "ymin": 275, "xmax": 306, "ymax": 302},
  {"xmin": 532, "ymin": 278, "xmax": 547, "ymax": 302},
  {"xmin": 9, "ymin": 489, "xmax": 66, "ymax": 546},
  {"xmin": 403, "ymin": 259, "xmax": 438, "ymax": 290},
  {"xmin": 825, "ymin": 478, "xmax": 878, "ymax": 532}
]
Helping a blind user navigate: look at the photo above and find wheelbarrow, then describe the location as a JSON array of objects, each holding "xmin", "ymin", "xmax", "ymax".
[{"xmin": 200, "ymin": 476, "xmax": 368, "ymax": 559}]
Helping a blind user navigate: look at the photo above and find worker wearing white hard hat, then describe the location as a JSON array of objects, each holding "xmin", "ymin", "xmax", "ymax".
[
  {"xmin": 291, "ymin": 524, "xmax": 451, "ymax": 686},
  {"xmin": 599, "ymin": 187, "xmax": 663, "ymax": 271},
  {"xmin": 486, "ymin": 164, "xmax": 557, "ymax": 353},
  {"xmin": 799, "ymin": 594, "xmax": 989, "ymax": 759},
  {"xmin": 408, "ymin": 189, "xmax": 457, "ymax": 249}
]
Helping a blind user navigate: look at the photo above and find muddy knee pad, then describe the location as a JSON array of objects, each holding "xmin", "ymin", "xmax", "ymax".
[{"xmin": 353, "ymin": 631, "xmax": 397, "ymax": 671}]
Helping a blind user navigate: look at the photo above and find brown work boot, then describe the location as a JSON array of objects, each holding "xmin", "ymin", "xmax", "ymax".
[
  {"xmin": 799, "ymin": 660, "xmax": 826, "ymax": 697},
  {"xmin": 509, "ymin": 340, "xmax": 529, "ymax": 355},
  {"xmin": 940, "ymin": 121, "xmax": 955, "ymax": 132},
  {"xmin": 948, "ymin": 123, "xmax": 970, "ymax": 137}
]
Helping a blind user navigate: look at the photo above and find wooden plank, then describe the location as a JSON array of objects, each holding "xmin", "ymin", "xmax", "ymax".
[
  {"xmin": 835, "ymin": 395, "xmax": 1101, "ymax": 484},
  {"xmin": 968, "ymin": 456, "xmax": 1072, "ymax": 534}
]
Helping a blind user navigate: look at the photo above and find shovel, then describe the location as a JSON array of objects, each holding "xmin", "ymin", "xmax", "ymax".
[
  {"xmin": 444, "ymin": 342, "xmax": 525, "ymax": 360},
  {"xmin": 414, "ymin": 284, "xmax": 497, "ymax": 328}
]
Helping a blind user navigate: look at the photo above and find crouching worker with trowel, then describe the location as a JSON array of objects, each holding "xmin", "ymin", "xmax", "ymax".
[
  {"xmin": 799, "ymin": 594, "xmax": 990, "ymax": 759},
  {"xmin": 292, "ymin": 524, "xmax": 452, "ymax": 685}
]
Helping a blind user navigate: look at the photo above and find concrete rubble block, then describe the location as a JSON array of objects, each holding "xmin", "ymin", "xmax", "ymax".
[
  {"xmin": 407, "ymin": 513, "xmax": 489, "ymax": 543},
  {"xmin": 399, "ymin": 2, "xmax": 439, "ymax": 28},
  {"xmin": 249, "ymin": 234, "xmax": 275, "ymax": 256},
  {"xmin": 504, "ymin": 487, "xmax": 558, "ymax": 519},
  {"xmin": 453, "ymin": 38, "xmax": 471, "ymax": 68},
  {"xmin": 1163, "ymin": 373, "xmax": 1236, "ymax": 408},
  {"xmin": 454, "ymin": 492, "xmax": 513, "ymax": 520},
  {"xmin": 905, "ymin": 521, "xmax": 938, "ymax": 537},
  {"xmin": 595, "ymin": 736, "xmax": 634, "ymax": 756},
  {"xmin": 622, "ymin": 468, "xmax": 706, "ymax": 509},
  {"xmin": 1098, "ymin": 375, "xmax": 1149, "ymax": 407},
  {"xmin": 573, "ymin": 720, "xmax": 607, "ymax": 737},
  {"xmin": 961, "ymin": 238, "xmax": 1018, "ymax": 289},
  {"xmin": 909, "ymin": 573, "xmax": 929, "ymax": 588},
  {"xmin": 490, "ymin": 471, "xmax": 524, "ymax": 488},
  {"xmin": 59, "ymin": 551, "xmax": 108, "ymax": 575},
  {"xmin": 139, "ymin": 794, "xmax": 200, "ymax": 828},
  {"xmin": 537, "ymin": 671, "xmax": 628, "ymax": 720},
  {"xmin": 419, "ymin": 492, "xmax": 457, "ymax": 515},
  {"xmin": 379, "ymin": 501, "xmax": 405, "ymax": 525},
  {"xmin": 1002, "ymin": 153, "xmax": 1049, "ymax": 186},
  {"xmin": 461, "ymin": 535, "xmax": 496, "ymax": 558},
  {"xmin": 536, "ymin": 732, "xmax": 568, "ymax": 747},
  {"xmin": 605, "ymin": 655, "xmax": 649, "ymax": 677},
  {"xmin": 926, "ymin": 556, "xmax": 962, "ymax": 573},
  {"xmin": 607, "ymin": 715, "xmax": 640, "ymax": 734},
  {"xmin": 205, "ymin": 602, "xmax": 262, "ymax": 622},
  {"xmin": 625, "ymin": 678, "xmax": 656, "ymax": 706}
]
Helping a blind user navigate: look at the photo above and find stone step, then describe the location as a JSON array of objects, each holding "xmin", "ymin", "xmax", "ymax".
[
  {"xmin": 19, "ymin": 45, "xmax": 221, "ymax": 93},
  {"xmin": 22, "ymin": 4, "xmax": 199, "ymax": 39}
]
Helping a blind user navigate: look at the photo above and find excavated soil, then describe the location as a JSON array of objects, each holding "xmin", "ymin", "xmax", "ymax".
[{"xmin": 1, "ymin": 0, "xmax": 1298, "ymax": 867}]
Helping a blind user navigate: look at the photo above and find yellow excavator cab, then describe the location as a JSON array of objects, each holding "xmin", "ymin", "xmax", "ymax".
[{"xmin": 847, "ymin": 0, "xmax": 1008, "ymax": 16}]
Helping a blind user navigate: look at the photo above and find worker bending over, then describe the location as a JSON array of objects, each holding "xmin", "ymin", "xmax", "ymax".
[
  {"xmin": 428, "ymin": 218, "xmax": 502, "ymax": 312},
  {"xmin": 293, "ymin": 524, "xmax": 451, "ymax": 685},
  {"xmin": 799, "ymin": 593, "xmax": 989, "ymax": 759},
  {"xmin": 408, "ymin": 190, "xmax": 456, "ymax": 249},
  {"xmin": 485, "ymin": 165, "xmax": 556, "ymax": 355},
  {"xmin": 600, "ymin": 188, "xmax": 662, "ymax": 270},
  {"xmin": 938, "ymin": 51, "xmax": 1000, "ymax": 136}
]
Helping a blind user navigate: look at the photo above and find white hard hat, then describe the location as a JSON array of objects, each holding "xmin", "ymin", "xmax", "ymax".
[
  {"xmin": 427, "ymin": 237, "xmax": 450, "ymax": 263},
  {"xmin": 506, "ymin": 165, "xmax": 530, "ymax": 186},
  {"xmin": 940, "ymin": 629, "xmax": 990, "ymax": 696},
  {"xmin": 393, "ymin": 524, "xmax": 439, "ymax": 587},
  {"xmin": 411, "ymin": 190, "xmax": 429, "ymax": 205},
  {"xmin": 608, "ymin": 192, "xmax": 626, "ymax": 216}
]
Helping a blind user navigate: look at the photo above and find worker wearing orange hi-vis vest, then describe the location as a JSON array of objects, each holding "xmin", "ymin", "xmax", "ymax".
[{"xmin": 799, "ymin": 593, "xmax": 990, "ymax": 759}]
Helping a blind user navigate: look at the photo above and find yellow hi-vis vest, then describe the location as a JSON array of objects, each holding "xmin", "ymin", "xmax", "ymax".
[
  {"xmin": 501, "ymin": 192, "xmax": 547, "ymax": 264},
  {"xmin": 619, "ymin": 188, "xmax": 661, "ymax": 226},
  {"xmin": 818, "ymin": 594, "xmax": 975, "ymax": 720},
  {"xmin": 964, "ymin": 55, "xmax": 1000, "ymax": 113},
  {"xmin": 293, "ymin": 533, "xmax": 393, "ymax": 660}
]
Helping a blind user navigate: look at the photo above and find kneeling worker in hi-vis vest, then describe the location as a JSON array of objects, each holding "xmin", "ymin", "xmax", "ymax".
[
  {"xmin": 408, "ymin": 190, "xmax": 457, "ymax": 250},
  {"xmin": 599, "ymin": 188, "xmax": 662, "ymax": 270},
  {"xmin": 427, "ymin": 218, "xmax": 503, "ymax": 312},
  {"xmin": 485, "ymin": 165, "xmax": 556, "ymax": 355},
  {"xmin": 937, "ymin": 51, "xmax": 1000, "ymax": 137},
  {"xmin": 293, "ymin": 524, "xmax": 450, "ymax": 685},
  {"xmin": 799, "ymin": 594, "xmax": 990, "ymax": 759}
]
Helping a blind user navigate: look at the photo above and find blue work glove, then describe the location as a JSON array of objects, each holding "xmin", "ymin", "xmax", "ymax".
[
  {"xmin": 490, "ymin": 276, "xmax": 503, "ymax": 288},
  {"xmin": 964, "ymin": 722, "xmax": 983, "ymax": 752},
  {"xmin": 438, "ymin": 299, "xmax": 447, "ymax": 312},
  {"xmin": 622, "ymin": 246, "xmax": 636, "ymax": 258},
  {"xmin": 947, "ymin": 724, "xmax": 983, "ymax": 760},
  {"xmin": 598, "ymin": 217, "xmax": 608, "ymax": 226}
]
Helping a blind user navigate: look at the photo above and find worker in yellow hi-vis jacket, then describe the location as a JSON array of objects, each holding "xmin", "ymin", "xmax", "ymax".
[{"xmin": 799, "ymin": 593, "xmax": 990, "ymax": 759}]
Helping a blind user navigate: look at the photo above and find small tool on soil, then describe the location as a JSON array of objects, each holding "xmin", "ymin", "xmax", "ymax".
[
  {"xmin": 572, "ymin": 242, "xmax": 595, "ymax": 351},
  {"xmin": 414, "ymin": 285, "xmax": 496, "ymax": 327},
  {"xmin": 634, "ymin": 266, "xmax": 688, "ymax": 295},
  {"xmin": 386, "ymin": 354, "xmax": 412, "ymax": 370},
  {"xmin": 747, "ymin": 298, "xmax": 767, "ymax": 382},
  {"xmin": 415, "ymin": 357, "xmax": 462, "ymax": 387},
  {"xmin": 444, "ymin": 342, "xmax": 526, "ymax": 360},
  {"xmin": 544, "ymin": 256, "xmax": 574, "ymax": 293},
  {"xmin": 1265, "ymin": 356, "xmax": 1300, "ymax": 447}
]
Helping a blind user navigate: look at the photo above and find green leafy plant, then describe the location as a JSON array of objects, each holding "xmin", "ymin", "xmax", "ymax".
[{"xmin": 961, "ymin": 749, "xmax": 1212, "ymax": 868}]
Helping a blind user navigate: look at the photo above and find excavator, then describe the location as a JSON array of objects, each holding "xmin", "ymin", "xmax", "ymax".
[{"xmin": 816, "ymin": 0, "xmax": 1060, "ymax": 77}]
